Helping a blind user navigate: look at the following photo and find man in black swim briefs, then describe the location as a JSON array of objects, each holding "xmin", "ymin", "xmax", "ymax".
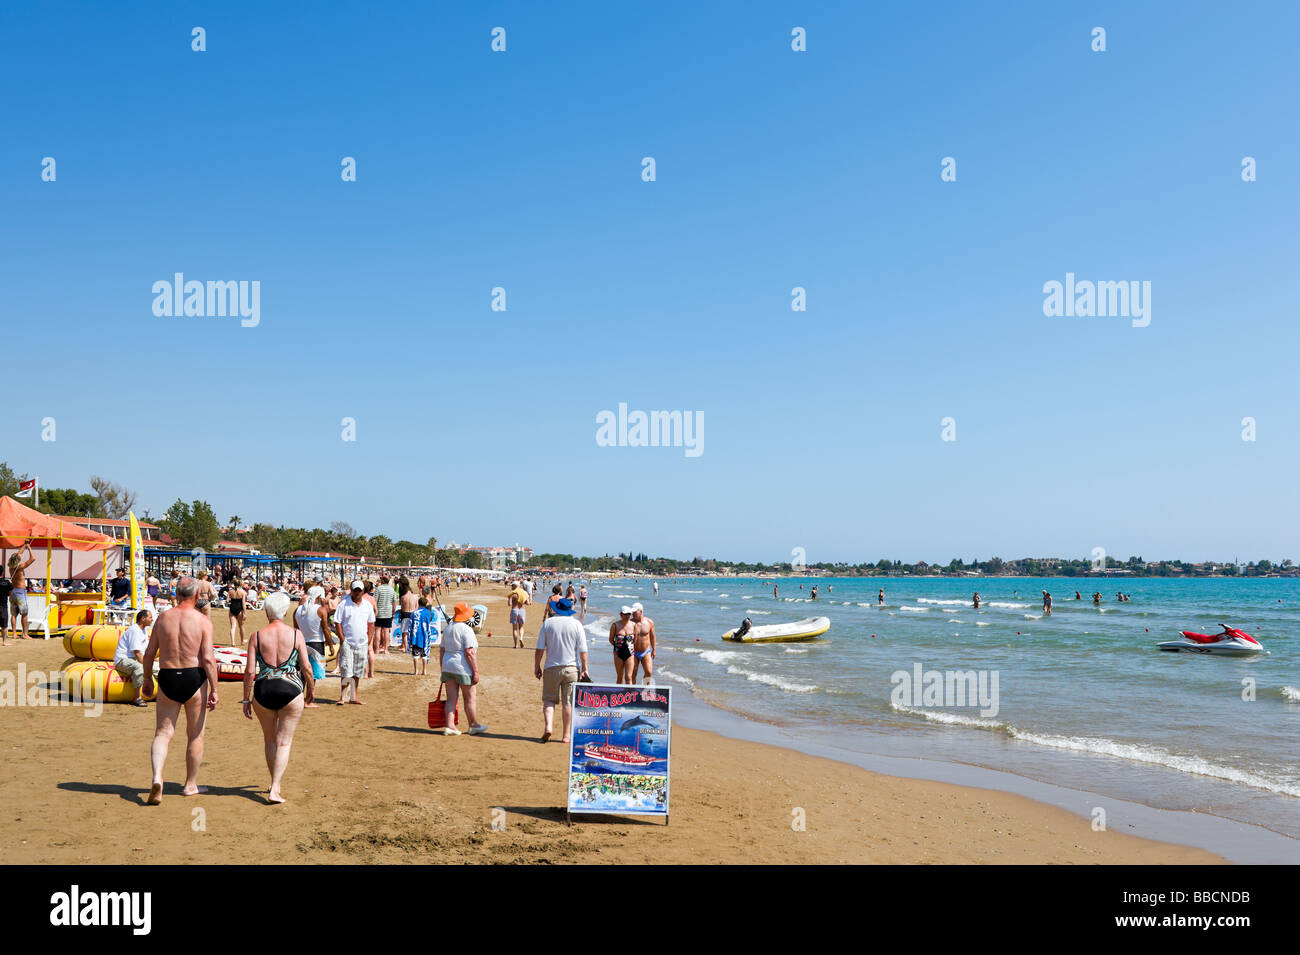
[{"xmin": 142, "ymin": 577, "xmax": 219, "ymax": 805}]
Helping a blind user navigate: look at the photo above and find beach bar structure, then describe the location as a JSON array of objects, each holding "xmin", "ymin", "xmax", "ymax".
[
  {"xmin": 0, "ymin": 495, "xmax": 121, "ymax": 632},
  {"xmin": 142, "ymin": 548, "xmax": 364, "ymax": 583},
  {"xmin": 286, "ymin": 551, "xmax": 362, "ymax": 580}
]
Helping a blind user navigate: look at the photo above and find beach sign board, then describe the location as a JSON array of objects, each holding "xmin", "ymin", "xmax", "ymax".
[
  {"xmin": 128, "ymin": 512, "xmax": 145, "ymax": 609},
  {"xmin": 567, "ymin": 683, "xmax": 671, "ymax": 819}
]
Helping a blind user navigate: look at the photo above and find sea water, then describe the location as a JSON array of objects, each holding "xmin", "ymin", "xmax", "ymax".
[{"xmin": 582, "ymin": 576, "xmax": 1300, "ymax": 849}]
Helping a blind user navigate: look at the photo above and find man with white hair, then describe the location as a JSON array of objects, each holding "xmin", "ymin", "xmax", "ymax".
[
  {"xmin": 142, "ymin": 577, "xmax": 219, "ymax": 804},
  {"xmin": 629, "ymin": 602, "xmax": 657, "ymax": 685},
  {"xmin": 332, "ymin": 580, "xmax": 375, "ymax": 704}
]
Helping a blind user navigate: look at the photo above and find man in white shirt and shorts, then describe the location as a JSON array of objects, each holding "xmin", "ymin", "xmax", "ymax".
[
  {"xmin": 332, "ymin": 580, "xmax": 375, "ymax": 705},
  {"xmin": 113, "ymin": 609, "xmax": 153, "ymax": 707},
  {"xmin": 534, "ymin": 598, "xmax": 589, "ymax": 743}
]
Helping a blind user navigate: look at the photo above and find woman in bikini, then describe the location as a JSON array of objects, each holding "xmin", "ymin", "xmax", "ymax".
[
  {"xmin": 227, "ymin": 578, "xmax": 247, "ymax": 646},
  {"xmin": 241, "ymin": 593, "xmax": 313, "ymax": 804}
]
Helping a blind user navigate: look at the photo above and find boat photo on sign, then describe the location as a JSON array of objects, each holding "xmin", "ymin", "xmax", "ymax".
[{"xmin": 567, "ymin": 684, "xmax": 672, "ymax": 819}]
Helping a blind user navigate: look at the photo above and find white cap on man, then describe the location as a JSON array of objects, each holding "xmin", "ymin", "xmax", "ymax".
[
  {"xmin": 631, "ymin": 602, "xmax": 644, "ymax": 613},
  {"xmin": 350, "ymin": 579, "xmax": 364, "ymax": 591}
]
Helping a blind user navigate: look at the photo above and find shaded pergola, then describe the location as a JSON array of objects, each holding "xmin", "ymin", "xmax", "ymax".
[{"xmin": 0, "ymin": 495, "xmax": 120, "ymax": 630}]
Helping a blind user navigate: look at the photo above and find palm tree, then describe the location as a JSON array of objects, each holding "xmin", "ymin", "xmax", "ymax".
[{"xmin": 227, "ymin": 515, "xmax": 242, "ymax": 541}]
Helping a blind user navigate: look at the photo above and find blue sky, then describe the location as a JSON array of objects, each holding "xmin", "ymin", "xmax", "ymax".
[{"xmin": 3, "ymin": 1, "xmax": 1298, "ymax": 563}]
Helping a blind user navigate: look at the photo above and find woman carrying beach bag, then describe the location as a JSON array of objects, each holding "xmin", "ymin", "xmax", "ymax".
[{"xmin": 438, "ymin": 603, "xmax": 488, "ymax": 736}]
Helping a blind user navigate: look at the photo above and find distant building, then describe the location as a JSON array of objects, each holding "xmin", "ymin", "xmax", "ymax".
[
  {"xmin": 456, "ymin": 544, "xmax": 532, "ymax": 564},
  {"xmin": 213, "ymin": 540, "xmax": 255, "ymax": 554}
]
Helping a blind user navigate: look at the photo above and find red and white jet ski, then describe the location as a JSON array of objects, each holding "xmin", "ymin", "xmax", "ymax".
[{"xmin": 1158, "ymin": 625, "xmax": 1266, "ymax": 656}]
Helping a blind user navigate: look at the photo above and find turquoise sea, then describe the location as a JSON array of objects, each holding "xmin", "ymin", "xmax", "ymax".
[{"xmin": 583, "ymin": 576, "xmax": 1300, "ymax": 852}]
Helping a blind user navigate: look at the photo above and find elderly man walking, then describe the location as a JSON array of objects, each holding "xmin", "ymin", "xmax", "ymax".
[
  {"xmin": 142, "ymin": 578, "xmax": 219, "ymax": 804},
  {"xmin": 332, "ymin": 580, "xmax": 375, "ymax": 704},
  {"xmin": 533, "ymin": 598, "xmax": 589, "ymax": 743}
]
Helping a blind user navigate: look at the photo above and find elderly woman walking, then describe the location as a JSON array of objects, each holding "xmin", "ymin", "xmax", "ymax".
[
  {"xmin": 439, "ymin": 602, "xmax": 488, "ymax": 736},
  {"xmin": 242, "ymin": 592, "xmax": 314, "ymax": 804}
]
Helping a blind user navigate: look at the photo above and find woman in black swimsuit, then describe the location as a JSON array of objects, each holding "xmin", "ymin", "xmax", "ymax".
[
  {"xmin": 241, "ymin": 593, "xmax": 313, "ymax": 804},
  {"xmin": 610, "ymin": 609, "xmax": 635, "ymax": 683},
  {"xmin": 228, "ymin": 579, "xmax": 247, "ymax": 647}
]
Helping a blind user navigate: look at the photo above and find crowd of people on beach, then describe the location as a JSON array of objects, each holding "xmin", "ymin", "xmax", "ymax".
[
  {"xmin": 113, "ymin": 572, "xmax": 501, "ymax": 806},
  {"xmin": 97, "ymin": 568, "xmax": 664, "ymax": 804},
  {"xmin": 7, "ymin": 558, "xmax": 1202, "ymax": 814}
]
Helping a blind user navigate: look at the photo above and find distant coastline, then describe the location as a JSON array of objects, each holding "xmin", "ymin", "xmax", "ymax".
[{"xmin": 532, "ymin": 554, "xmax": 1297, "ymax": 579}]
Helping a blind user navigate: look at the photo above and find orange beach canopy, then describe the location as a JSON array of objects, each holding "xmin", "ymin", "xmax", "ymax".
[{"xmin": 0, "ymin": 496, "xmax": 117, "ymax": 551}]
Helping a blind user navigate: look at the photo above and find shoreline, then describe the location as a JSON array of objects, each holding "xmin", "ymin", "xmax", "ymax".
[
  {"xmin": 0, "ymin": 584, "xmax": 1224, "ymax": 864},
  {"xmin": 670, "ymin": 687, "xmax": 1291, "ymax": 864},
  {"xmin": 593, "ymin": 576, "xmax": 1300, "ymax": 861}
]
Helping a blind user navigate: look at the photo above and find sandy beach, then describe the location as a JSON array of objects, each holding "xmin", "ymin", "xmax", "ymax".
[{"xmin": 0, "ymin": 583, "xmax": 1221, "ymax": 864}]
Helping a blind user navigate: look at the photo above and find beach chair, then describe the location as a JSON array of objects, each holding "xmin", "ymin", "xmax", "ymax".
[{"xmin": 24, "ymin": 594, "xmax": 52, "ymax": 640}]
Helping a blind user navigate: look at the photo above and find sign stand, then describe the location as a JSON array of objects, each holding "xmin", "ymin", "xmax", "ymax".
[{"xmin": 565, "ymin": 683, "xmax": 672, "ymax": 823}]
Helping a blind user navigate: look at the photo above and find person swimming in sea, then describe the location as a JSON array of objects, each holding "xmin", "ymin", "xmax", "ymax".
[
  {"xmin": 973, "ymin": 592, "xmax": 981, "ymax": 609},
  {"xmin": 1042, "ymin": 590, "xmax": 1052, "ymax": 615}
]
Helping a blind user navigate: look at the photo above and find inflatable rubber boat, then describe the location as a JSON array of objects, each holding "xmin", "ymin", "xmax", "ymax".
[{"xmin": 722, "ymin": 616, "xmax": 830, "ymax": 643}]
